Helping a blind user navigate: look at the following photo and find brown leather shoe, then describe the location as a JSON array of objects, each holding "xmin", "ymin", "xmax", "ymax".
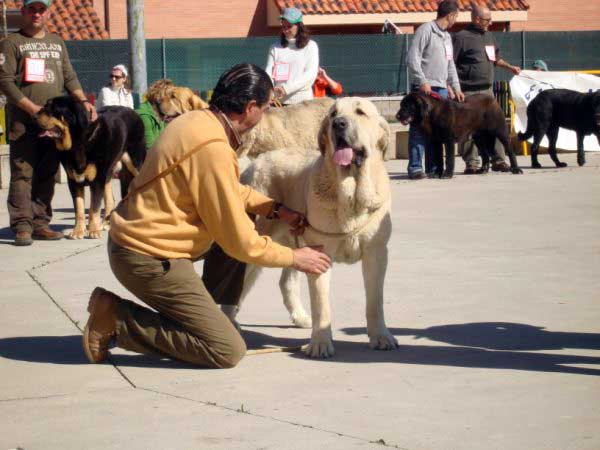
[
  {"xmin": 14, "ymin": 230, "xmax": 33, "ymax": 246},
  {"xmin": 463, "ymin": 166, "xmax": 479, "ymax": 175},
  {"xmin": 32, "ymin": 227, "xmax": 64, "ymax": 240},
  {"xmin": 82, "ymin": 287, "xmax": 120, "ymax": 363},
  {"xmin": 492, "ymin": 161, "xmax": 510, "ymax": 172}
]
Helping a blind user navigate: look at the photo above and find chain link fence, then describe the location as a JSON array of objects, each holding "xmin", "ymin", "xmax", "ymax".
[{"xmin": 66, "ymin": 31, "xmax": 600, "ymax": 101}]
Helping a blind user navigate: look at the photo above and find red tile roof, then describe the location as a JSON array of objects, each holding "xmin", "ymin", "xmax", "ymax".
[
  {"xmin": 274, "ymin": 0, "xmax": 529, "ymax": 14},
  {"xmin": 6, "ymin": 0, "xmax": 109, "ymax": 40}
]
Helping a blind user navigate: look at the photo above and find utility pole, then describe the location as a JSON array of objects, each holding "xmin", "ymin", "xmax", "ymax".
[
  {"xmin": 2, "ymin": 0, "xmax": 8, "ymax": 39},
  {"xmin": 127, "ymin": 0, "xmax": 147, "ymax": 101}
]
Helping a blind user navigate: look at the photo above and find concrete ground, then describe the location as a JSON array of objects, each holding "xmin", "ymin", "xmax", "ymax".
[{"xmin": 1, "ymin": 153, "xmax": 599, "ymax": 450}]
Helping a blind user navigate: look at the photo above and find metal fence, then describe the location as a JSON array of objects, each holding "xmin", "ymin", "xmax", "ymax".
[{"xmin": 57, "ymin": 30, "xmax": 600, "ymax": 99}]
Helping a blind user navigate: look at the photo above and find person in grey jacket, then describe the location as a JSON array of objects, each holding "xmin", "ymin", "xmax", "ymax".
[{"xmin": 406, "ymin": 0, "xmax": 464, "ymax": 179}]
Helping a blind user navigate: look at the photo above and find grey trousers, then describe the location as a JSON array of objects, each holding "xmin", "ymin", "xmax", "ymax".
[
  {"xmin": 460, "ymin": 88, "xmax": 507, "ymax": 168},
  {"xmin": 108, "ymin": 238, "xmax": 247, "ymax": 368}
]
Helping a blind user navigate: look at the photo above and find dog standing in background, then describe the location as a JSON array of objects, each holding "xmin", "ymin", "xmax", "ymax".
[
  {"xmin": 397, "ymin": 92, "xmax": 522, "ymax": 177},
  {"xmin": 37, "ymin": 96, "xmax": 146, "ymax": 239},
  {"xmin": 518, "ymin": 89, "xmax": 600, "ymax": 168}
]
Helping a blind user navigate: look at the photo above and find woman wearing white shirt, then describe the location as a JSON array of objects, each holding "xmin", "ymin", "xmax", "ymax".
[
  {"xmin": 96, "ymin": 64, "xmax": 134, "ymax": 109},
  {"xmin": 265, "ymin": 7, "xmax": 319, "ymax": 105}
]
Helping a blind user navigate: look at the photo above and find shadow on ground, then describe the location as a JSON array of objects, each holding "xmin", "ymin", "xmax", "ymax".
[{"xmin": 2, "ymin": 323, "xmax": 599, "ymax": 375}]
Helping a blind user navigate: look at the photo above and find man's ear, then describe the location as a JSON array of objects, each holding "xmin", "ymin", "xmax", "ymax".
[{"xmin": 244, "ymin": 99, "xmax": 258, "ymax": 115}]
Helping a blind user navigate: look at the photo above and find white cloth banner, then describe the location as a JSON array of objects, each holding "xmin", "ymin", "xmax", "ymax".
[{"xmin": 510, "ymin": 70, "xmax": 600, "ymax": 152}]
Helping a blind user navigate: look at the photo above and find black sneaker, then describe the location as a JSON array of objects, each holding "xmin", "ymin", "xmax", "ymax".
[{"xmin": 408, "ymin": 172, "xmax": 426, "ymax": 180}]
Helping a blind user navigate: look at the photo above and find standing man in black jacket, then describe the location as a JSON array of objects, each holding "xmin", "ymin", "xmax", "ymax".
[{"xmin": 452, "ymin": 3, "xmax": 520, "ymax": 174}]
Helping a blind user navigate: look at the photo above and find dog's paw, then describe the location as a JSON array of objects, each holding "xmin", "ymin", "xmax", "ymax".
[
  {"xmin": 68, "ymin": 226, "xmax": 87, "ymax": 240},
  {"xmin": 87, "ymin": 229, "xmax": 102, "ymax": 239},
  {"xmin": 102, "ymin": 215, "xmax": 111, "ymax": 231},
  {"xmin": 531, "ymin": 162, "xmax": 543, "ymax": 169},
  {"xmin": 369, "ymin": 329, "xmax": 398, "ymax": 351},
  {"xmin": 577, "ymin": 158, "xmax": 586, "ymax": 167},
  {"xmin": 291, "ymin": 312, "xmax": 312, "ymax": 329},
  {"xmin": 557, "ymin": 162, "xmax": 568, "ymax": 168},
  {"xmin": 305, "ymin": 332, "xmax": 335, "ymax": 358},
  {"xmin": 511, "ymin": 167, "xmax": 524, "ymax": 174}
]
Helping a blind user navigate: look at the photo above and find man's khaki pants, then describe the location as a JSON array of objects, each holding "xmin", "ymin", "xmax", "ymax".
[
  {"xmin": 108, "ymin": 238, "xmax": 246, "ymax": 368},
  {"xmin": 460, "ymin": 88, "xmax": 507, "ymax": 168}
]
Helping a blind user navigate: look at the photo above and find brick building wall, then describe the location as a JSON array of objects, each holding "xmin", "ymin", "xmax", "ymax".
[
  {"xmin": 511, "ymin": 0, "xmax": 600, "ymax": 31},
  {"xmin": 93, "ymin": 0, "xmax": 599, "ymax": 39},
  {"xmin": 94, "ymin": 0, "xmax": 271, "ymax": 39}
]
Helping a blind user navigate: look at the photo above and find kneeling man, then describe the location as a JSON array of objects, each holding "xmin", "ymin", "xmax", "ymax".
[{"xmin": 82, "ymin": 64, "xmax": 331, "ymax": 368}]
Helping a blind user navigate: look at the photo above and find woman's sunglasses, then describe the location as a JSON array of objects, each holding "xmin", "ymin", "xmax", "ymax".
[{"xmin": 110, "ymin": 75, "xmax": 125, "ymax": 79}]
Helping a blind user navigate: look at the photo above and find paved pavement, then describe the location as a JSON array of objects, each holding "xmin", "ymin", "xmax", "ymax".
[{"xmin": 1, "ymin": 153, "xmax": 599, "ymax": 450}]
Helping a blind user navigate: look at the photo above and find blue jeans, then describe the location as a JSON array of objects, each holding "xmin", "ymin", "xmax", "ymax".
[{"xmin": 407, "ymin": 87, "xmax": 448, "ymax": 176}]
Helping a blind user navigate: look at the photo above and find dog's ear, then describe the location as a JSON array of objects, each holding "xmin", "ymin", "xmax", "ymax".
[
  {"xmin": 317, "ymin": 114, "xmax": 330, "ymax": 155},
  {"xmin": 189, "ymin": 94, "xmax": 208, "ymax": 110},
  {"xmin": 414, "ymin": 95, "xmax": 431, "ymax": 122},
  {"xmin": 377, "ymin": 115, "xmax": 390, "ymax": 155}
]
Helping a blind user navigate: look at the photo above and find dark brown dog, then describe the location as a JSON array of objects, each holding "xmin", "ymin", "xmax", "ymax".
[{"xmin": 396, "ymin": 92, "xmax": 522, "ymax": 177}]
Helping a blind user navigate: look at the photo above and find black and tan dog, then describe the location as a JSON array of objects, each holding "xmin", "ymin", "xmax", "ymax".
[
  {"xmin": 397, "ymin": 92, "xmax": 522, "ymax": 177},
  {"xmin": 37, "ymin": 96, "xmax": 146, "ymax": 239},
  {"xmin": 518, "ymin": 89, "xmax": 600, "ymax": 168}
]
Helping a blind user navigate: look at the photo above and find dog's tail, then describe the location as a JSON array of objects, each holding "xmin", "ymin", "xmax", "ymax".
[
  {"xmin": 121, "ymin": 152, "xmax": 139, "ymax": 177},
  {"xmin": 517, "ymin": 127, "xmax": 533, "ymax": 142},
  {"xmin": 517, "ymin": 117, "xmax": 534, "ymax": 141}
]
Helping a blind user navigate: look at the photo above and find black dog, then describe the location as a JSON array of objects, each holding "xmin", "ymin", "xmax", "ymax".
[
  {"xmin": 397, "ymin": 92, "xmax": 522, "ymax": 177},
  {"xmin": 518, "ymin": 88, "xmax": 600, "ymax": 168},
  {"xmin": 37, "ymin": 96, "xmax": 146, "ymax": 239}
]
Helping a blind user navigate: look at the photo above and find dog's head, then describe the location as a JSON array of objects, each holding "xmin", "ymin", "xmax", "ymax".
[
  {"xmin": 37, "ymin": 96, "xmax": 89, "ymax": 151},
  {"xmin": 157, "ymin": 86, "xmax": 208, "ymax": 123},
  {"xmin": 318, "ymin": 97, "xmax": 390, "ymax": 170},
  {"xmin": 396, "ymin": 92, "xmax": 434, "ymax": 126}
]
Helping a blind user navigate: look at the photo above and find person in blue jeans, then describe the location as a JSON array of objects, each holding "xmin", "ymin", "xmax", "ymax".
[{"xmin": 406, "ymin": 0, "xmax": 464, "ymax": 179}]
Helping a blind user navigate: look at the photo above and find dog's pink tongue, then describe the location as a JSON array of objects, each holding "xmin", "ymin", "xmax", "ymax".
[{"xmin": 333, "ymin": 147, "xmax": 353, "ymax": 166}]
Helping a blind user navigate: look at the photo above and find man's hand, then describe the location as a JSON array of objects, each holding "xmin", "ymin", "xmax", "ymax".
[
  {"xmin": 455, "ymin": 90, "xmax": 465, "ymax": 102},
  {"xmin": 84, "ymin": 102, "xmax": 98, "ymax": 121},
  {"xmin": 447, "ymin": 85, "xmax": 456, "ymax": 100},
  {"xmin": 510, "ymin": 65, "xmax": 521, "ymax": 75},
  {"xmin": 292, "ymin": 246, "xmax": 332, "ymax": 275},
  {"xmin": 278, "ymin": 204, "xmax": 308, "ymax": 236},
  {"xmin": 29, "ymin": 104, "xmax": 42, "ymax": 117},
  {"xmin": 419, "ymin": 83, "xmax": 432, "ymax": 95}
]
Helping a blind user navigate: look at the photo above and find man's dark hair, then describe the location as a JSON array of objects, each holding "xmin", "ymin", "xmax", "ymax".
[
  {"xmin": 210, "ymin": 63, "xmax": 273, "ymax": 114},
  {"xmin": 437, "ymin": 0, "xmax": 459, "ymax": 18},
  {"xmin": 280, "ymin": 22, "xmax": 311, "ymax": 49}
]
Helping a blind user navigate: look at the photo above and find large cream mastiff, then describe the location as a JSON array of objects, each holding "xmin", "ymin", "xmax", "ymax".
[{"xmin": 226, "ymin": 97, "xmax": 397, "ymax": 358}]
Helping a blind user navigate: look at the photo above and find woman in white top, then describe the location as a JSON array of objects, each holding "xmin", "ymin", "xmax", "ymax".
[
  {"xmin": 265, "ymin": 7, "xmax": 319, "ymax": 105},
  {"xmin": 96, "ymin": 64, "xmax": 134, "ymax": 109}
]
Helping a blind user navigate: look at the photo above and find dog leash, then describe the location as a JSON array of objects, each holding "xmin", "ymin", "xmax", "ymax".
[{"xmin": 121, "ymin": 138, "xmax": 223, "ymax": 202}]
